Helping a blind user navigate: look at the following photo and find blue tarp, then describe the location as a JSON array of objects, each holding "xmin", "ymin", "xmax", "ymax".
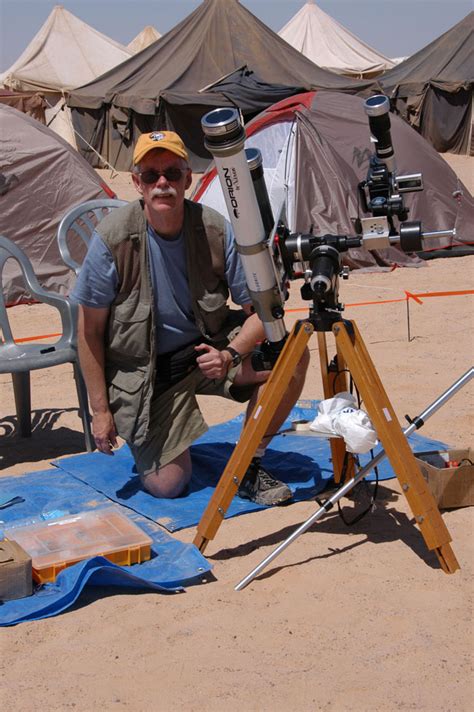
[
  {"xmin": 0, "ymin": 469, "xmax": 211, "ymax": 626},
  {"xmin": 53, "ymin": 401, "xmax": 448, "ymax": 531},
  {"xmin": 0, "ymin": 402, "xmax": 447, "ymax": 626}
]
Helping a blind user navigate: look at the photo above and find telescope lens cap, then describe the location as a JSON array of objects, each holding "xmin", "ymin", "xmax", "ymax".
[
  {"xmin": 201, "ymin": 108, "xmax": 241, "ymax": 136},
  {"xmin": 245, "ymin": 147, "xmax": 263, "ymax": 171},
  {"xmin": 364, "ymin": 95, "xmax": 390, "ymax": 117}
]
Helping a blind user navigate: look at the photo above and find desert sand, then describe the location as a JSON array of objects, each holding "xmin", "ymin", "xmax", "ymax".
[{"xmin": 0, "ymin": 154, "xmax": 473, "ymax": 712}]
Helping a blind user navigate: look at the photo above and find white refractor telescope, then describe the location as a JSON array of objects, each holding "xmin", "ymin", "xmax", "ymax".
[{"xmin": 201, "ymin": 108, "xmax": 287, "ymax": 366}]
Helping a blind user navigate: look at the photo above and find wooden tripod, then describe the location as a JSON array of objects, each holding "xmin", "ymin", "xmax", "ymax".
[{"xmin": 193, "ymin": 318, "xmax": 459, "ymax": 574}]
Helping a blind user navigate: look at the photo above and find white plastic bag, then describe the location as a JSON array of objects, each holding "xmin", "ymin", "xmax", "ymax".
[
  {"xmin": 310, "ymin": 392, "xmax": 378, "ymax": 453},
  {"xmin": 309, "ymin": 392, "xmax": 357, "ymax": 436},
  {"xmin": 333, "ymin": 409, "xmax": 378, "ymax": 454}
]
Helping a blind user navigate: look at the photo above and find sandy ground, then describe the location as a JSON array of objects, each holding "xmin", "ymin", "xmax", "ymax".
[{"xmin": 0, "ymin": 154, "xmax": 473, "ymax": 712}]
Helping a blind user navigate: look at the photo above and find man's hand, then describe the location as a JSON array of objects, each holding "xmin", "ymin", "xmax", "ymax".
[
  {"xmin": 92, "ymin": 410, "xmax": 118, "ymax": 455},
  {"xmin": 195, "ymin": 343, "xmax": 232, "ymax": 380}
]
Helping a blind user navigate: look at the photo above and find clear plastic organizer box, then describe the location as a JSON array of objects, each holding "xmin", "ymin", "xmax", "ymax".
[{"xmin": 5, "ymin": 507, "xmax": 153, "ymax": 583}]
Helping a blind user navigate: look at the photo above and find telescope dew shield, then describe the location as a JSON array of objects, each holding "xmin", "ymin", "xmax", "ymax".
[
  {"xmin": 364, "ymin": 95, "xmax": 396, "ymax": 173},
  {"xmin": 201, "ymin": 108, "xmax": 286, "ymax": 345}
]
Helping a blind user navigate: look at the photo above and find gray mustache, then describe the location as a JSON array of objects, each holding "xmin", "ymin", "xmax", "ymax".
[{"xmin": 151, "ymin": 186, "xmax": 177, "ymax": 198}]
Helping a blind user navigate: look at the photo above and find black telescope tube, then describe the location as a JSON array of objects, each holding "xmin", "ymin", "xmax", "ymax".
[
  {"xmin": 364, "ymin": 95, "xmax": 395, "ymax": 168},
  {"xmin": 246, "ymin": 147, "xmax": 274, "ymax": 238}
]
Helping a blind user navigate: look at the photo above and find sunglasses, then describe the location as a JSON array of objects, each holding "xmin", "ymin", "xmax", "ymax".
[{"xmin": 138, "ymin": 168, "xmax": 187, "ymax": 184}]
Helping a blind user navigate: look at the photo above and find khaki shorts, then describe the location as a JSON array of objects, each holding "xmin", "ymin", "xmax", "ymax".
[{"xmin": 130, "ymin": 364, "xmax": 255, "ymax": 478}]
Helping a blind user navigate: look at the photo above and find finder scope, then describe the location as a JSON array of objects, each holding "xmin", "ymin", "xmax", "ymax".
[{"xmin": 246, "ymin": 147, "xmax": 274, "ymax": 239}]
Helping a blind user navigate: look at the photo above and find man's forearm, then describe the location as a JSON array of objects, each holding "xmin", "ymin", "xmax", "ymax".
[
  {"xmin": 77, "ymin": 306, "xmax": 117, "ymax": 453},
  {"xmin": 77, "ymin": 315, "xmax": 110, "ymax": 415},
  {"xmin": 227, "ymin": 312, "xmax": 267, "ymax": 357}
]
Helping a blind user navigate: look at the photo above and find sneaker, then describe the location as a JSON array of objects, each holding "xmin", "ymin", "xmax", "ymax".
[{"xmin": 238, "ymin": 458, "xmax": 292, "ymax": 506}]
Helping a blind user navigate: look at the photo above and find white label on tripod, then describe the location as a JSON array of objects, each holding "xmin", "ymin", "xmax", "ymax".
[
  {"xmin": 383, "ymin": 408, "xmax": 392, "ymax": 421},
  {"xmin": 253, "ymin": 405, "xmax": 262, "ymax": 420}
]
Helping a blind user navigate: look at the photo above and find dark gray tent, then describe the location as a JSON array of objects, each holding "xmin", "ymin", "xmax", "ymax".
[
  {"xmin": 204, "ymin": 65, "xmax": 306, "ymax": 116},
  {"xmin": 0, "ymin": 104, "xmax": 113, "ymax": 305},
  {"xmin": 195, "ymin": 92, "xmax": 473, "ymax": 270},
  {"xmin": 68, "ymin": 0, "xmax": 371, "ymax": 171},
  {"xmin": 379, "ymin": 12, "xmax": 473, "ymax": 154}
]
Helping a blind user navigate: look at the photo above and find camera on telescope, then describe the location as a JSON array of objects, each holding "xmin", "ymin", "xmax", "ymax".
[
  {"xmin": 359, "ymin": 156, "xmax": 423, "ymax": 221},
  {"xmin": 358, "ymin": 94, "xmax": 423, "ymax": 225}
]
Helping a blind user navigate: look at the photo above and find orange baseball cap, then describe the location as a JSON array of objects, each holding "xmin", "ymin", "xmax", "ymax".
[{"xmin": 133, "ymin": 131, "xmax": 188, "ymax": 165}]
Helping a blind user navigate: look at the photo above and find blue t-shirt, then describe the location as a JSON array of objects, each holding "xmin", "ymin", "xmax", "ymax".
[{"xmin": 70, "ymin": 220, "xmax": 250, "ymax": 354}]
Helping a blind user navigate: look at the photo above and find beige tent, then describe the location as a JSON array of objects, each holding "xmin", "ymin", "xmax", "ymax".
[
  {"xmin": 278, "ymin": 0, "xmax": 394, "ymax": 78},
  {"xmin": 1, "ymin": 5, "xmax": 132, "ymax": 91},
  {"xmin": 0, "ymin": 5, "xmax": 132, "ymax": 147},
  {"xmin": 127, "ymin": 25, "xmax": 161, "ymax": 54}
]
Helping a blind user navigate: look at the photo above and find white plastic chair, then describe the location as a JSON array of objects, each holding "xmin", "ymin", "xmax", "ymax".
[
  {"xmin": 57, "ymin": 198, "xmax": 128, "ymax": 275},
  {"xmin": 0, "ymin": 235, "xmax": 93, "ymax": 451}
]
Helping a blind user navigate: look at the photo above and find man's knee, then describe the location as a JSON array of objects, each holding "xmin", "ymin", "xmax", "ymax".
[
  {"xmin": 142, "ymin": 469, "xmax": 192, "ymax": 498},
  {"xmin": 140, "ymin": 450, "xmax": 192, "ymax": 498},
  {"xmin": 286, "ymin": 346, "xmax": 310, "ymax": 385}
]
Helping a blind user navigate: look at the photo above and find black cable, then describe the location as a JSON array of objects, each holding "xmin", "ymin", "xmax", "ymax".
[
  {"xmin": 326, "ymin": 358, "xmax": 379, "ymax": 525},
  {"xmin": 336, "ymin": 451, "xmax": 379, "ymax": 526},
  {"xmin": 331, "ymin": 366, "xmax": 352, "ymax": 395},
  {"xmin": 330, "ymin": 366, "xmax": 360, "ymax": 406}
]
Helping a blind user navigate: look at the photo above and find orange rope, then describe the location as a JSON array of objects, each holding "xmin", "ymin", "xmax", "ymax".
[
  {"xmin": 12, "ymin": 290, "xmax": 474, "ymax": 340},
  {"xmin": 412, "ymin": 289, "xmax": 474, "ymax": 298},
  {"xmin": 285, "ymin": 289, "xmax": 473, "ymax": 313},
  {"xmin": 14, "ymin": 333, "xmax": 61, "ymax": 343}
]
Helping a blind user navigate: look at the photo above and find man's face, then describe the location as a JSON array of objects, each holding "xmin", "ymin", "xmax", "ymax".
[{"xmin": 132, "ymin": 148, "xmax": 192, "ymax": 217}]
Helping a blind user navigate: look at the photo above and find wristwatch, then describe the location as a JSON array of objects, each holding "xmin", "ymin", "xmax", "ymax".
[{"xmin": 222, "ymin": 346, "xmax": 242, "ymax": 368}]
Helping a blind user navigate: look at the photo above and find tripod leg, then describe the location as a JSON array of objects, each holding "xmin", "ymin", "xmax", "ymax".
[
  {"xmin": 317, "ymin": 332, "xmax": 355, "ymax": 484},
  {"xmin": 193, "ymin": 321, "xmax": 314, "ymax": 553},
  {"xmin": 333, "ymin": 320, "xmax": 459, "ymax": 573},
  {"xmin": 236, "ymin": 368, "xmax": 471, "ymax": 590}
]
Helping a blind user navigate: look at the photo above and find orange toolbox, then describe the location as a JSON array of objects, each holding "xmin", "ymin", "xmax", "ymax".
[{"xmin": 6, "ymin": 507, "xmax": 153, "ymax": 583}]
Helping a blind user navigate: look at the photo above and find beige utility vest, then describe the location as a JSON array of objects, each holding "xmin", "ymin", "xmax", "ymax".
[{"xmin": 96, "ymin": 198, "xmax": 230, "ymax": 445}]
